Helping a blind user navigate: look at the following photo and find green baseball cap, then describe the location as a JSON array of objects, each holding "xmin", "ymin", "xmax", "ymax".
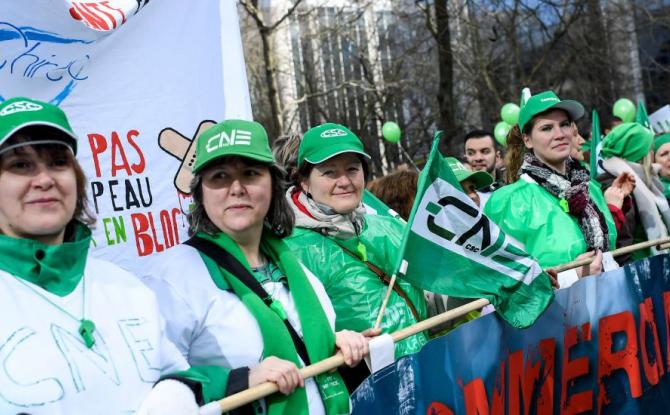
[
  {"xmin": 518, "ymin": 90, "xmax": 584, "ymax": 133},
  {"xmin": 445, "ymin": 157, "xmax": 493, "ymax": 190},
  {"xmin": 654, "ymin": 132, "xmax": 670, "ymax": 154},
  {"xmin": 0, "ymin": 97, "xmax": 78, "ymax": 154},
  {"xmin": 193, "ymin": 119, "xmax": 273, "ymax": 174},
  {"xmin": 297, "ymin": 123, "xmax": 370, "ymax": 167}
]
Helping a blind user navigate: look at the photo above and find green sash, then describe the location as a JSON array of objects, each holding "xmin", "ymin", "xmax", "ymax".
[{"xmin": 198, "ymin": 231, "xmax": 350, "ymax": 415}]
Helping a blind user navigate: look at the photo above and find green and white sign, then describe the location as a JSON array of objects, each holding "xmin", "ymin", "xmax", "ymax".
[{"xmin": 396, "ymin": 134, "xmax": 554, "ymax": 328}]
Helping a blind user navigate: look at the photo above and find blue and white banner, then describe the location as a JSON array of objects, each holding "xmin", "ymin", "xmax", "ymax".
[
  {"xmin": 1, "ymin": 0, "xmax": 251, "ymax": 276},
  {"xmin": 352, "ymin": 254, "xmax": 670, "ymax": 414}
]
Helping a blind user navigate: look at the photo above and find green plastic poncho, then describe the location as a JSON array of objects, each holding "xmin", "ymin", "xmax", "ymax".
[
  {"xmin": 284, "ymin": 214, "xmax": 428, "ymax": 358},
  {"xmin": 484, "ymin": 177, "xmax": 617, "ymax": 269}
]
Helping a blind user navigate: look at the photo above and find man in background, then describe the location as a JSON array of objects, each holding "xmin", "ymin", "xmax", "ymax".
[{"xmin": 464, "ymin": 129, "xmax": 505, "ymax": 206}]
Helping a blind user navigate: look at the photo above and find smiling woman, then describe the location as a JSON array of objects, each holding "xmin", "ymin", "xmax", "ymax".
[
  {"xmin": 485, "ymin": 91, "xmax": 618, "ymax": 288},
  {"xmin": 282, "ymin": 123, "xmax": 428, "ymax": 390}
]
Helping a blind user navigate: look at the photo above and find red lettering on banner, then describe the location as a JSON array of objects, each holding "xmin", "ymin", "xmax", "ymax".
[
  {"xmin": 597, "ymin": 311, "xmax": 642, "ymax": 412},
  {"xmin": 537, "ymin": 339, "xmax": 555, "ymax": 414},
  {"xmin": 131, "ymin": 209, "xmax": 183, "ymax": 256},
  {"xmin": 663, "ymin": 291, "xmax": 670, "ymax": 371},
  {"xmin": 426, "ymin": 402, "xmax": 454, "ymax": 415},
  {"xmin": 463, "ymin": 362, "xmax": 505, "ymax": 415},
  {"xmin": 561, "ymin": 323, "xmax": 592, "ymax": 415},
  {"xmin": 87, "ymin": 133, "xmax": 107, "ymax": 177},
  {"xmin": 639, "ymin": 297, "xmax": 664, "ymax": 386},
  {"xmin": 508, "ymin": 340, "xmax": 554, "ymax": 415},
  {"xmin": 111, "ymin": 131, "xmax": 132, "ymax": 177},
  {"xmin": 464, "ymin": 378, "xmax": 491, "ymax": 415},
  {"xmin": 126, "ymin": 129, "xmax": 146, "ymax": 174},
  {"xmin": 87, "ymin": 130, "xmax": 147, "ymax": 177}
]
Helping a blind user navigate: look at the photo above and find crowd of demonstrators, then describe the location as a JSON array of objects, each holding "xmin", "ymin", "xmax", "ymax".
[
  {"xmin": 6, "ymin": 87, "xmax": 670, "ymax": 415},
  {"xmin": 143, "ymin": 120, "xmax": 371, "ymax": 414},
  {"xmin": 280, "ymin": 123, "xmax": 428, "ymax": 389},
  {"xmin": 597, "ymin": 123, "xmax": 670, "ymax": 264},
  {"xmin": 484, "ymin": 91, "xmax": 622, "ymax": 288},
  {"xmin": 463, "ymin": 129, "xmax": 504, "ymax": 206},
  {"xmin": 0, "ymin": 98, "xmax": 235, "ymax": 414}
]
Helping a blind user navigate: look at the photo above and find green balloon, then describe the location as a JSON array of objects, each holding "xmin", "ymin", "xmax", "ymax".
[
  {"xmin": 494, "ymin": 121, "xmax": 511, "ymax": 146},
  {"xmin": 613, "ymin": 98, "xmax": 636, "ymax": 123},
  {"xmin": 500, "ymin": 103, "xmax": 520, "ymax": 125},
  {"xmin": 382, "ymin": 121, "xmax": 401, "ymax": 143}
]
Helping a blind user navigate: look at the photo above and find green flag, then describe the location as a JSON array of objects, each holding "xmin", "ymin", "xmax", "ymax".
[
  {"xmin": 636, "ymin": 99, "xmax": 651, "ymax": 129},
  {"xmin": 395, "ymin": 134, "xmax": 554, "ymax": 328},
  {"xmin": 362, "ymin": 190, "xmax": 405, "ymax": 222},
  {"xmin": 590, "ymin": 109, "xmax": 601, "ymax": 180}
]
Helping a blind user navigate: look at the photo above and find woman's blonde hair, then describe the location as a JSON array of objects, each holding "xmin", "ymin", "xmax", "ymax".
[{"xmin": 504, "ymin": 124, "xmax": 527, "ymax": 184}]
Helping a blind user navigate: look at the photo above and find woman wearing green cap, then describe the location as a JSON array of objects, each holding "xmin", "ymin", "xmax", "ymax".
[
  {"xmin": 143, "ymin": 119, "xmax": 369, "ymax": 415},
  {"xmin": 653, "ymin": 132, "xmax": 670, "ymax": 200},
  {"xmin": 282, "ymin": 123, "xmax": 428, "ymax": 371},
  {"xmin": 0, "ymin": 97, "xmax": 234, "ymax": 414},
  {"xmin": 597, "ymin": 123, "xmax": 670, "ymax": 263},
  {"xmin": 485, "ymin": 91, "xmax": 619, "ymax": 287}
]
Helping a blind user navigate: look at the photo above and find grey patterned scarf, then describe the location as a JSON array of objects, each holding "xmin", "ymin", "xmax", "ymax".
[{"xmin": 521, "ymin": 152, "xmax": 610, "ymax": 251}]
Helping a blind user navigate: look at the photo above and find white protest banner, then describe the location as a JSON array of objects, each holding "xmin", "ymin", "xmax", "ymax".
[{"xmin": 1, "ymin": 0, "xmax": 251, "ymax": 276}]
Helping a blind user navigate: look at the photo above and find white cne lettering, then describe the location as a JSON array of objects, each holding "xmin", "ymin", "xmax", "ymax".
[{"xmin": 206, "ymin": 130, "xmax": 252, "ymax": 153}]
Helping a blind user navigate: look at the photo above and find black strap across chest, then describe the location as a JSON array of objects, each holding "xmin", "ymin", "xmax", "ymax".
[{"xmin": 184, "ymin": 236, "xmax": 312, "ymax": 365}]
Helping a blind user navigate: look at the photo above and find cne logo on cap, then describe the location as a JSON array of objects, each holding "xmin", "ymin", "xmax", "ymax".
[
  {"xmin": 205, "ymin": 129, "xmax": 252, "ymax": 153},
  {"xmin": 320, "ymin": 128, "xmax": 348, "ymax": 138},
  {"xmin": 0, "ymin": 101, "xmax": 43, "ymax": 117},
  {"xmin": 540, "ymin": 98, "xmax": 558, "ymax": 103}
]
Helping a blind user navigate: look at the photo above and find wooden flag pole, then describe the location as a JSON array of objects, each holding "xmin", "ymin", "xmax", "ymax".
[
  {"xmin": 548, "ymin": 236, "xmax": 670, "ymax": 273},
  {"xmin": 204, "ymin": 237, "xmax": 670, "ymax": 413},
  {"xmin": 205, "ymin": 298, "xmax": 489, "ymax": 413},
  {"xmin": 373, "ymin": 273, "xmax": 397, "ymax": 329}
]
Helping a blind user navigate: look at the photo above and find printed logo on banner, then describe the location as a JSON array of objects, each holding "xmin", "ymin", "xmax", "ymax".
[
  {"xmin": 67, "ymin": 0, "xmax": 150, "ymax": 31},
  {"xmin": 412, "ymin": 177, "xmax": 537, "ymax": 283},
  {"xmin": 0, "ymin": 22, "xmax": 93, "ymax": 104}
]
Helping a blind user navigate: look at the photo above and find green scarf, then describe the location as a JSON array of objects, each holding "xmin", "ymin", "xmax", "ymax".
[
  {"xmin": 198, "ymin": 231, "xmax": 350, "ymax": 415},
  {"xmin": 0, "ymin": 223, "xmax": 91, "ymax": 296}
]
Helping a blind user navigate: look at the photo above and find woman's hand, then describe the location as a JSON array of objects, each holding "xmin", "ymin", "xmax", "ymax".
[
  {"xmin": 249, "ymin": 356, "xmax": 303, "ymax": 395},
  {"xmin": 546, "ymin": 269, "xmax": 560, "ymax": 289},
  {"xmin": 575, "ymin": 250, "xmax": 603, "ymax": 278},
  {"xmin": 612, "ymin": 172, "xmax": 636, "ymax": 196},
  {"xmin": 335, "ymin": 329, "xmax": 377, "ymax": 367},
  {"xmin": 604, "ymin": 186, "xmax": 625, "ymax": 209}
]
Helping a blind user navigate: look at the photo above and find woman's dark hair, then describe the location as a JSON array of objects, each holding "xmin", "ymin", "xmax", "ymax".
[
  {"xmin": 504, "ymin": 109, "xmax": 573, "ymax": 184},
  {"xmin": 291, "ymin": 154, "xmax": 370, "ymax": 189},
  {"xmin": 188, "ymin": 156, "xmax": 295, "ymax": 238},
  {"xmin": 0, "ymin": 128, "xmax": 96, "ymax": 241}
]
